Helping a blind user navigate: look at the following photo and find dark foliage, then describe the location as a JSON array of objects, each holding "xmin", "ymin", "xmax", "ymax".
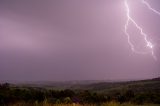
[{"xmin": 0, "ymin": 81, "xmax": 160, "ymax": 105}]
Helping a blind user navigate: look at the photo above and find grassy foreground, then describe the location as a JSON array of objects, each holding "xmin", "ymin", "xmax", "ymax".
[{"xmin": 10, "ymin": 102, "xmax": 159, "ymax": 106}]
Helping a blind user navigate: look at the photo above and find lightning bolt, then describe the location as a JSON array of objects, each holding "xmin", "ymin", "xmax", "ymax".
[
  {"xmin": 124, "ymin": 0, "xmax": 157, "ymax": 60},
  {"xmin": 142, "ymin": 0, "xmax": 160, "ymax": 16}
]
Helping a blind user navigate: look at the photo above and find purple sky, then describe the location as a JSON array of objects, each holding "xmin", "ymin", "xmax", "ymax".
[{"xmin": 0, "ymin": 0, "xmax": 160, "ymax": 81}]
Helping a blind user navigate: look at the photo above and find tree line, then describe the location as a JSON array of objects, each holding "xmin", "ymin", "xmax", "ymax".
[{"xmin": 0, "ymin": 83, "xmax": 160, "ymax": 105}]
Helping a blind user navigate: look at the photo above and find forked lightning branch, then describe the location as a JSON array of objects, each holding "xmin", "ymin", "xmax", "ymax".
[{"xmin": 124, "ymin": 0, "xmax": 160, "ymax": 60}]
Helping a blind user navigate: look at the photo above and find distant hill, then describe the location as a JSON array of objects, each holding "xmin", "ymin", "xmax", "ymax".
[
  {"xmin": 8, "ymin": 77, "xmax": 160, "ymax": 93},
  {"xmin": 83, "ymin": 77, "xmax": 160, "ymax": 94}
]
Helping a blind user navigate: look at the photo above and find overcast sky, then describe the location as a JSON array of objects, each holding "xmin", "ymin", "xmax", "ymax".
[{"xmin": 0, "ymin": 0, "xmax": 160, "ymax": 81}]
